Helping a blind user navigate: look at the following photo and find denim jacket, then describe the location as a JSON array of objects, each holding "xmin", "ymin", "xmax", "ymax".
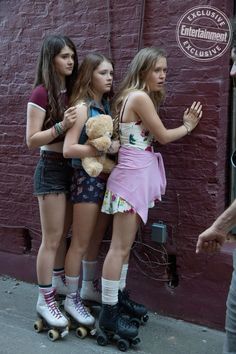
[{"xmin": 72, "ymin": 98, "xmax": 111, "ymax": 168}]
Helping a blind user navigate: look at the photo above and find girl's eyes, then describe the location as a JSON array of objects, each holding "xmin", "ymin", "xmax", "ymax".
[
  {"xmin": 99, "ymin": 71, "xmax": 114, "ymax": 76},
  {"xmin": 61, "ymin": 54, "xmax": 74, "ymax": 60},
  {"xmin": 154, "ymin": 68, "xmax": 167, "ymax": 73}
]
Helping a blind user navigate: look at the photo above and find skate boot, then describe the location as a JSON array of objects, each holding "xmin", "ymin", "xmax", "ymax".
[
  {"xmin": 80, "ymin": 279, "xmax": 101, "ymax": 304},
  {"xmin": 52, "ymin": 273, "xmax": 68, "ymax": 303},
  {"xmin": 34, "ymin": 288, "xmax": 69, "ymax": 341},
  {"xmin": 64, "ymin": 291, "xmax": 96, "ymax": 338},
  {"xmin": 118, "ymin": 289, "xmax": 149, "ymax": 327},
  {"xmin": 97, "ymin": 303, "xmax": 140, "ymax": 351}
]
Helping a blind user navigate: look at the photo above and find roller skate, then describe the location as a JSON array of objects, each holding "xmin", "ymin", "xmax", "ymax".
[
  {"xmin": 80, "ymin": 279, "xmax": 101, "ymax": 305},
  {"xmin": 118, "ymin": 289, "xmax": 149, "ymax": 327},
  {"xmin": 97, "ymin": 303, "xmax": 140, "ymax": 351},
  {"xmin": 52, "ymin": 273, "xmax": 68, "ymax": 306},
  {"xmin": 64, "ymin": 291, "xmax": 96, "ymax": 339},
  {"xmin": 34, "ymin": 288, "xmax": 69, "ymax": 341}
]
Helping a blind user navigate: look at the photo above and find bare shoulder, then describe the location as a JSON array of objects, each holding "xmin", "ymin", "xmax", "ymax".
[
  {"xmin": 75, "ymin": 100, "xmax": 88, "ymax": 117},
  {"xmin": 128, "ymin": 90, "xmax": 152, "ymax": 106}
]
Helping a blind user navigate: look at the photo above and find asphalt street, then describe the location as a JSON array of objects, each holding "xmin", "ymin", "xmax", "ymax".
[{"xmin": 0, "ymin": 275, "xmax": 225, "ymax": 354}]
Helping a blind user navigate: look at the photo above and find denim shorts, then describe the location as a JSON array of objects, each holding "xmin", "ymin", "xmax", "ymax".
[
  {"xmin": 33, "ymin": 151, "xmax": 73, "ymax": 196},
  {"xmin": 70, "ymin": 167, "xmax": 107, "ymax": 204}
]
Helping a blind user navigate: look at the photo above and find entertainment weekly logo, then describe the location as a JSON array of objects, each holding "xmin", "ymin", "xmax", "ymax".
[{"xmin": 176, "ymin": 5, "xmax": 232, "ymax": 61}]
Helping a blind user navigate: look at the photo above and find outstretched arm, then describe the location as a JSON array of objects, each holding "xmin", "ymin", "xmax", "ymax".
[
  {"xmin": 196, "ymin": 199, "xmax": 236, "ymax": 254},
  {"xmin": 129, "ymin": 91, "xmax": 202, "ymax": 145}
]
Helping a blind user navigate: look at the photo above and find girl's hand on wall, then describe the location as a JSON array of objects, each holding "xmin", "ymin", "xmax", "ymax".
[
  {"xmin": 183, "ymin": 101, "xmax": 202, "ymax": 133},
  {"xmin": 62, "ymin": 106, "xmax": 77, "ymax": 130}
]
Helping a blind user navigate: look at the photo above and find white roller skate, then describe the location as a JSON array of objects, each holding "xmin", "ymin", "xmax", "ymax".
[
  {"xmin": 80, "ymin": 279, "xmax": 101, "ymax": 304},
  {"xmin": 52, "ymin": 273, "xmax": 68, "ymax": 304},
  {"xmin": 34, "ymin": 288, "xmax": 69, "ymax": 341},
  {"xmin": 64, "ymin": 291, "xmax": 96, "ymax": 338}
]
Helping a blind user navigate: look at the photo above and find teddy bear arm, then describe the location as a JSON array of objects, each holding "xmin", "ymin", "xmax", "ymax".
[
  {"xmin": 102, "ymin": 157, "xmax": 116, "ymax": 174},
  {"xmin": 90, "ymin": 136, "xmax": 112, "ymax": 152},
  {"xmin": 82, "ymin": 157, "xmax": 103, "ymax": 177}
]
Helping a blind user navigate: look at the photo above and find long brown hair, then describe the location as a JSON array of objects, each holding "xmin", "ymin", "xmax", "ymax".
[
  {"xmin": 69, "ymin": 53, "xmax": 113, "ymax": 106},
  {"xmin": 34, "ymin": 35, "xmax": 79, "ymax": 126},
  {"xmin": 113, "ymin": 47, "xmax": 166, "ymax": 136}
]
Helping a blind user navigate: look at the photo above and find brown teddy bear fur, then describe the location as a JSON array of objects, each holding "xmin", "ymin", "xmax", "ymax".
[{"xmin": 82, "ymin": 114, "xmax": 116, "ymax": 177}]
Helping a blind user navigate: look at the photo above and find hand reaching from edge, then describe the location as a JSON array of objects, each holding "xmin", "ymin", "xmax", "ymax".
[
  {"xmin": 183, "ymin": 101, "xmax": 202, "ymax": 134},
  {"xmin": 196, "ymin": 225, "xmax": 227, "ymax": 254}
]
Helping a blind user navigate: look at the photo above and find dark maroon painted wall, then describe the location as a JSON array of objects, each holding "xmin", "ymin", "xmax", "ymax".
[{"xmin": 0, "ymin": 0, "xmax": 234, "ymax": 329}]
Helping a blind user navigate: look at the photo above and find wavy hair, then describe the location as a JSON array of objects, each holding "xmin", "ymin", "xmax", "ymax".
[
  {"xmin": 69, "ymin": 53, "xmax": 113, "ymax": 106},
  {"xmin": 112, "ymin": 47, "xmax": 166, "ymax": 137},
  {"xmin": 34, "ymin": 35, "xmax": 79, "ymax": 127}
]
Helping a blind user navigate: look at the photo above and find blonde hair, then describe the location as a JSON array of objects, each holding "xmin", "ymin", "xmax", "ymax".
[{"xmin": 113, "ymin": 47, "xmax": 166, "ymax": 136}]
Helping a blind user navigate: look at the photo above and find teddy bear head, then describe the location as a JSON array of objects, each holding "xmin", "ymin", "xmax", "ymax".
[{"xmin": 86, "ymin": 114, "xmax": 113, "ymax": 139}]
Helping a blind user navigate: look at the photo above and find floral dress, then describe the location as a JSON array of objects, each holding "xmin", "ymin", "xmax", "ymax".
[{"xmin": 101, "ymin": 120, "xmax": 155, "ymax": 214}]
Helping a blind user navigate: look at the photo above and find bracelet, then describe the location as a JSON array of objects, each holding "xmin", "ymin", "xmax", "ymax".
[
  {"xmin": 54, "ymin": 122, "xmax": 65, "ymax": 136},
  {"xmin": 51, "ymin": 125, "xmax": 57, "ymax": 138},
  {"xmin": 183, "ymin": 123, "xmax": 191, "ymax": 135}
]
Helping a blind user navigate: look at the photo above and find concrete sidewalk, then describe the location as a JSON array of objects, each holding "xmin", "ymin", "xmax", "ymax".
[{"xmin": 0, "ymin": 275, "xmax": 225, "ymax": 354}]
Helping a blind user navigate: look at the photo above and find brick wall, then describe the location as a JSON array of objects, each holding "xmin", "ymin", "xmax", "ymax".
[{"xmin": 0, "ymin": 0, "xmax": 234, "ymax": 328}]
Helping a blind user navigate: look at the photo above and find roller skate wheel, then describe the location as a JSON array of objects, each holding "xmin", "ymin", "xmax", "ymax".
[
  {"xmin": 130, "ymin": 318, "xmax": 140, "ymax": 328},
  {"xmin": 97, "ymin": 333, "xmax": 108, "ymax": 346},
  {"xmin": 132, "ymin": 337, "xmax": 141, "ymax": 345},
  {"xmin": 117, "ymin": 338, "xmax": 129, "ymax": 352},
  {"xmin": 34, "ymin": 319, "xmax": 43, "ymax": 333},
  {"xmin": 76, "ymin": 326, "xmax": 87, "ymax": 339},
  {"xmin": 47, "ymin": 329, "xmax": 60, "ymax": 341},
  {"xmin": 143, "ymin": 314, "xmax": 149, "ymax": 323}
]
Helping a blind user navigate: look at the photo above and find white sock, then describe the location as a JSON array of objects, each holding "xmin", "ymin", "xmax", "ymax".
[
  {"xmin": 38, "ymin": 284, "xmax": 52, "ymax": 294},
  {"xmin": 53, "ymin": 268, "xmax": 65, "ymax": 277},
  {"xmin": 102, "ymin": 277, "xmax": 120, "ymax": 305},
  {"xmin": 82, "ymin": 260, "xmax": 97, "ymax": 281},
  {"xmin": 119, "ymin": 264, "xmax": 129, "ymax": 291},
  {"xmin": 65, "ymin": 275, "xmax": 79, "ymax": 294}
]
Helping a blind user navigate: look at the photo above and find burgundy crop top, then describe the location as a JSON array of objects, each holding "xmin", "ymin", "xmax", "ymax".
[{"xmin": 28, "ymin": 85, "xmax": 68, "ymax": 144}]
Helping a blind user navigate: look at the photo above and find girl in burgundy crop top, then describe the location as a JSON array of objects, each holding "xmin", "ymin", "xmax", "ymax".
[{"xmin": 26, "ymin": 35, "xmax": 79, "ymax": 329}]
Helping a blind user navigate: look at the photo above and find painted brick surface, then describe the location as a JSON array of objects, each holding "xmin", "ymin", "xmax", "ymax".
[{"xmin": 0, "ymin": 0, "xmax": 234, "ymax": 328}]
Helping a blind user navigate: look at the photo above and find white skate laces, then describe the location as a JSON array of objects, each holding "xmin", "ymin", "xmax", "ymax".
[
  {"xmin": 64, "ymin": 291, "xmax": 95, "ymax": 326},
  {"xmin": 44, "ymin": 290, "xmax": 63, "ymax": 319},
  {"xmin": 72, "ymin": 292, "xmax": 91, "ymax": 318}
]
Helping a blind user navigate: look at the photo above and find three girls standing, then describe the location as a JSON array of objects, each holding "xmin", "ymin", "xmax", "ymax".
[{"xmin": 27, "ymin": 38, "xmax": 202, "ymax": 347}]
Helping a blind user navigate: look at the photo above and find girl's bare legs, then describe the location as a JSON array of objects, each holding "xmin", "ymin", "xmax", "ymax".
[
  {"xmin": 102, "ymin": 213, "xmax": 139, "ymax": 281},
  {"xmin": 65, "ymin": 203, "xmax": 101, "ymax": 277},
  {"xmin": 99, "ymin": 213, "xmax": 140, "ymax": 340},
  {"xmin": 81, "ymin": 213, "xmax": 112, "ymax": 302},
  {"xmin": 101, "ymin": 212, "xmax": 139, "ymax": 307},
  {"xmin": 36, "ymin": 193, "xmax": 69, "ymax": 327},
  {"xmin": 84, "ymin": 212, "xmax": 112, "ymax": 261},
  {"xmin": 64, "ymin": 203, "xmax": 101, "ymax": 326},
  {"xmin": 37, "ymin": 194, "xmax": 70, "ymax": 284},
  {"xmin": 52, "ymin": 201, "xmax": 73, "ymax": 296}
]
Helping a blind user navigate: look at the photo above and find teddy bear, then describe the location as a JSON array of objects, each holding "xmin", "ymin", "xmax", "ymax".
[{"xmin": 81, "ymin": 114, "xmax": 116, "ymax": 177}]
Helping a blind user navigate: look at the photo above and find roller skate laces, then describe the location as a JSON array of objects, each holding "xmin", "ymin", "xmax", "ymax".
[{"xmin": 64, "ymin": 291, "xmax": 95, "ymax": 326}]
